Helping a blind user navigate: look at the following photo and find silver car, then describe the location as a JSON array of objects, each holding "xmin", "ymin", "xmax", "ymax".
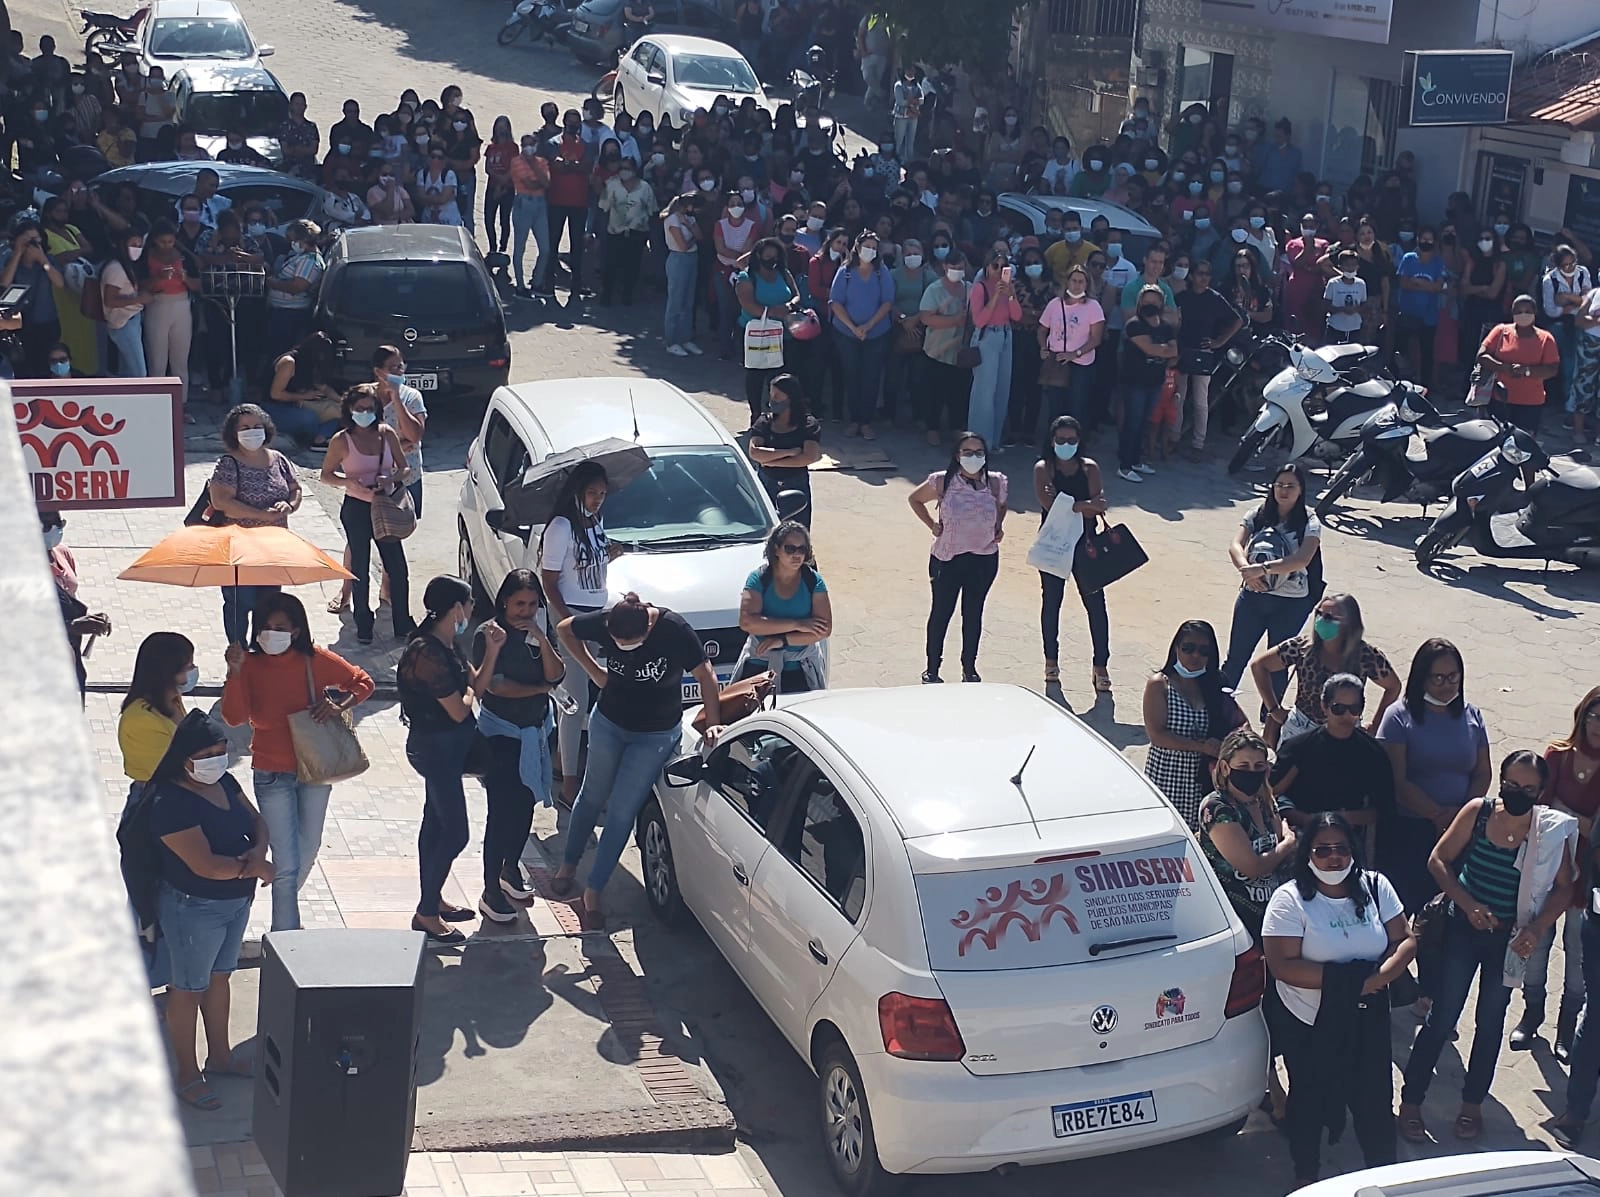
[{"xmin": 614, "ymin": 34, "xmax": 772, "ymax": 128}]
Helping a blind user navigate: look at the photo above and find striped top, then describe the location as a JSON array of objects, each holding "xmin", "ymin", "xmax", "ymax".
[{"xmin": 1458, "ymin": 800, "xmax": 1522, "ymax": 921}]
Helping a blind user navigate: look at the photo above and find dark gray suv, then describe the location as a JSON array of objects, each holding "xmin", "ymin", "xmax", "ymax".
[{"xmin": 565, "ymin": 0, "xmax": 736, "ymax": 66}]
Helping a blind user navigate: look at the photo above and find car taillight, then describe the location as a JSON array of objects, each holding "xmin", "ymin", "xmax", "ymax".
[
  {"xmin": 878, "ymin": 993, "xmax": 965, "ymax": 1061},
  {"xmin": 1224, "ymin": 943, "xmax": 1265, "ymax": 1017},
  {"xmin": 488, "ymin": 357, "xmax": 508, "ymax": 369}
]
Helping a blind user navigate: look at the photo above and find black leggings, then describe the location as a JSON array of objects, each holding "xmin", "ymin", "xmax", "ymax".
[
  {"xmin": 1277, "ymin": 997, "xmax": 1396, "ymax": 1182},
  {"xmin": 926, "ymin": 551, "xmax": 999, "ymax": 672},
  {"xmin": 1392, "ymin": 315, "xmax": 1436, "ymax": 389},
  {"xmin": 484, "ymin": 187, "xmax": 513, "ymax": 253},
  {"xmin": 920, "ymin": 358, "xmax": 971, "ymax": 435},
  {"xmin": 339, "ymin": 495, "xmax": 411, "ymax": 637},
  {"xmin": 601, "ymin": 229, "xmax": 647, "ymax": 305},
  {"xmin": 548, "ymin": 205, "xmax": 588, "ymax": 287},
  {"xmin": 480, "ymin": 733, "xmax": 536, "ymax": 890},
  {"xmin": 1040, "ymin": 570, "xmax": 1110, "ymax": 667}
]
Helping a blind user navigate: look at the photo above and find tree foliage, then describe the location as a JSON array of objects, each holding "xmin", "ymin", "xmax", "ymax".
[{"xmin": 868, "ymin": 0, "xmax": 1030, "ymax": 79}]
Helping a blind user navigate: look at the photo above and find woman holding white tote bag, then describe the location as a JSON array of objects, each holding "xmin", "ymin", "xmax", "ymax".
[{"xmin": 1031, "ymin": 415, "xmax": 1114, "ymax": 692}]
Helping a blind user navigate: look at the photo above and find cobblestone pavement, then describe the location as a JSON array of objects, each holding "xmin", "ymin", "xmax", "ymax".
[{"xmin": 16, "ymin": 0, "xmax": 1600, "ymax": 1192}]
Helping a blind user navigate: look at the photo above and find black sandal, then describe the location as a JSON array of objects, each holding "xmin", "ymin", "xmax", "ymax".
[{"xmin": 411, "ymin": 916, "xmax": 465, "ymax": 944}]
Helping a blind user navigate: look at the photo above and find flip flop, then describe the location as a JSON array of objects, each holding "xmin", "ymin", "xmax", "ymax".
[
  {"xmin": 176, "ymin": 1077, "xmax": 221, "ymax": 1111},
  {"xmin": 205, "ymin": 1055, "xmax": 254, "ymax": 1080},
  {"xmin": 326, "ymin": 594, "xmax": 350, "ymax": 614},
  {"xmin": 1398, "ymin": 1109, "xmax": 1428, "ymax": 1143}
]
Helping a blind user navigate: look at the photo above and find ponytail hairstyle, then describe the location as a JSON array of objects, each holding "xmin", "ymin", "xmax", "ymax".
[{"xmin": 417, "ymin": 574, "xmax": 472, "ymax": 640}]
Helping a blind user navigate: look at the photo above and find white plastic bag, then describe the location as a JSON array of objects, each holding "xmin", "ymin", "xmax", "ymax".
[
  {"xmin": 1026, "ymin": 498, "xmax": 1083, "ymax": 579},
  {"xmin": 743, "ymin": 307, "xmax": 785, "ymax": 370}
]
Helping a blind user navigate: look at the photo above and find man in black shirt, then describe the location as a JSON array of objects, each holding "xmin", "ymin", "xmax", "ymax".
[
  {"xmin": 1173, "ymin": 259, "xmax": 1242, "ymax": 460},
  {"xmin": 1272, "ymin": 673, "xmax": 1394, "ymax": 856}
]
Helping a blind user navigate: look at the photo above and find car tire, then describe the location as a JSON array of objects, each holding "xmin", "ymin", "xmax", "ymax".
[
  {"xmin": 457, "ymin": 521, "xmax": 491, "ymax": 616},
  {"xmin": 637, "ymin": 801, "xmax": 684, "ymax": 924},
  {"xmin": 613, "ymin": 84, "xmax": 628, "ymax": 118},
  {"xmin": 817, "ymin": 1041, "xmax": 901, "ymax": 1197}
]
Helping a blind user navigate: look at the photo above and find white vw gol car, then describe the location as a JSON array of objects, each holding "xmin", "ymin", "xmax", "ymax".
[{"xmin": 641, "ymin": 684, "xmax": 1268, "ymax": 1194}]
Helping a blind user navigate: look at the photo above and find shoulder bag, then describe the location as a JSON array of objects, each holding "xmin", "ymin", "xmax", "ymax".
[
  {"xmin": 692, "ymin": 669, "xmax": 776, "ymax": 736},
  {"xmin": 368, "ymin": 440, "xmax": 417, "ymax": 542},
  {"xmin": 1410, "ymin": 799, "xmax": 1495, "ymax": 958},
  {"xmin": 287, "ymin": 657, "xmax": 369, "ymax": 784},
  {"xmin": 1072, "ymin": 514, "xmax": 1148, "ymax": 593},
  {"xmin": 956, "ymin": 281, "xmax": 983, "ymax": 369},
  {"xmin": 184, "ymin": 454, "xmax": 234, "ymax": 527},
  {"xmin": 1037, "ymin": 297, "xmax": 1070, "ymax": 387}
]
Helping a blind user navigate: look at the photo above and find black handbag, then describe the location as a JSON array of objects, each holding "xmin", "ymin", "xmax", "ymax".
[
  {"xmin": 1178, "ymin": 346, "xmax": 1218, "ymax": 376},
  {"xmin": 1073, "ymin": 517, "xmax": 1148, "ymax": 593},
  {"xmin": 183, "ymin": 454, "xmax": 233, "ymax": 527}
]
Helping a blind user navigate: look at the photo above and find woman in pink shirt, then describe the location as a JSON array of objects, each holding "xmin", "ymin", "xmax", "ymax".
[
  {"xmin": 1037, "ymin": 263, "xmax": 1105, "ymax": 427},
  {"xmin": 1282, "ymin": 213, "xmax": 1330, "ymax": 340},
  {"xmin": 967, "ymin": 249, "xmax": 1023, "ymax": 449},
  {"xmin": 907, "ymin": 434, "xmax": 1007, "ymax": 683}
]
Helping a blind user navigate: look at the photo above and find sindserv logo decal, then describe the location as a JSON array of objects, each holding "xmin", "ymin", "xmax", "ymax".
[{"xmin": 17, "ymin": 398, "xmax": 133, "ymax": 502}]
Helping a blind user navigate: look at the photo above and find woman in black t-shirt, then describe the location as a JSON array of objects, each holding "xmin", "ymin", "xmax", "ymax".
[
  {"xmin": 553, "ymin": 596, "xmax": 721, "ymax": 928},
  {"xmin": 746, "ymin": 373, "xmax": 821, "ymax": 527},
  {"xmin": 1118, "ymin": 286, "xmax": 1177, "ymax": 480},
  {"xmin": 397, "ymin": 575, "xmax": 505, "ymax": 943},
  {"xmin": 471, "ymin": 569, "xmax": 565, "ymax": 923}
]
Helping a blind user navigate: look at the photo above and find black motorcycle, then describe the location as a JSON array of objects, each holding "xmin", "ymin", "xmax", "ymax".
[
  {"xmin": 498, "ymin": 0, "xmax": 573, "ymax": 46},
  {"xmin": 1315, "ymin": 386, "xmax": 1504, "ymax": 520},
  {"xmin": 1415, "ymin": 434, "xmax": 1600, "ymax": 568}
]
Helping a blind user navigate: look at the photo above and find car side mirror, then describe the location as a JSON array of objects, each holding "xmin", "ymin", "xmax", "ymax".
[
  {"xmin": 485, "ymin": 508, "xmax": 532, "ymax": 541},
  {"xmin": 647, "ymin": 73, "xmax": 666, "ymax": 86},
  {"xmin": 775, "ymin": 489, "xmax": 810, "ymax": 521},
  {"xmin": 663, "ymin": 755, "xmax": 704, "ymax": 787},
  {"xmin": 258, "ymin": 44, "xmax": 275, "ymax": 56}
]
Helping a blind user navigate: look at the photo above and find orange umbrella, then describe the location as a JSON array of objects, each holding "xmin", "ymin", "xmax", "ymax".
[{"xmin": 118, "ymin": 524, "xmax": 353, "ymax": 588}]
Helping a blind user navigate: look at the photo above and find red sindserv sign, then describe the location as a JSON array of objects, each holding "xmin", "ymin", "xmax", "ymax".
[{"xmin": 11, "ymin": 377, "xmax": 186, "ymax": 510}]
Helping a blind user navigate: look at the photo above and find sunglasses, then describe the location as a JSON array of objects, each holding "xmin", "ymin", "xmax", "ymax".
[
  {"xmin": 1054, "ymin": 436, "xmax": 1080, "ymax": 447},
  {"xmin": 1327, "ymin": 700, "xmax": 1364, "ymax": 717},
  {"xmin": 1311, "ymin": 844, "xmax": 1352, "ymax": 860},
  {"xmin": 1178, "ymin": 641, "xmax": 1209, "ymax": 655},
  {"xmin": 779, "ymin": 542, "xmax": 809, "ymax": 556}
]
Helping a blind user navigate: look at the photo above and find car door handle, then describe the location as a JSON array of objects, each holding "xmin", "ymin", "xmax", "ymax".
[
  {"xmin": 807, "ymin": 941, "xmax": 828, "ymax": 965},
  {"xmin": 732, "ymin": 863, "xmax": 748, "ymax": 886}
]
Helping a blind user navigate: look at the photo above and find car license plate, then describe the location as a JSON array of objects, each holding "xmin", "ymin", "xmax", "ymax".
[
  {"xmin": 682, "ymin": 670, "xmax": 732, "ymax": 706},
  {"xmin": 405, "ymin": 373, "xmax": 438, "ymax": 391},
  {"xmin": 1051, "ymin": 1091, "xmax": 1157, "ymax": 1138},
  {"xmin": 573, "ymin": 18, "xmax": 589, "ymax": 32}
]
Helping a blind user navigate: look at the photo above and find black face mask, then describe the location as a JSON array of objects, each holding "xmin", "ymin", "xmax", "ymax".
[
  {"xmin": 1500, "ymin": 785, "xmax": 1538, "ymax": 817},
  {"xmin": 1228, "ymin": 768, "xmax": 1267, "ymax": 797}
]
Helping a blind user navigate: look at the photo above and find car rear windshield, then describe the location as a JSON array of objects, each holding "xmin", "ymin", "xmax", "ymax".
[
  {"xmin": 327, "ymin": 261, "xmax": 495, "ymax": 324},
  {"xmin": 674, "ymin": 54, "xmax": 759, "ymax": 94},
  {"xmin": 186, "ymin": 91, "xmax": 287, "ymax": 134},
  {"xmin": 149, "ymin": 17, "xmax": 254, "ymax": 59},
  {"xmin": 602, "ymin": 449, "xmax": 769, "ymax": 545},
  {"xmin": 913, "ymin": 841, "xmax": 1226, "ymax": 971}
]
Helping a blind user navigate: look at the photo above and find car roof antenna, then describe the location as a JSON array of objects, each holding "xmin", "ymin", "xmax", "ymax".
[
  {"xmin": 629, "ymin": 388, "xmax": 641, "ymax": 442},
  {"xmin": 1010, "ymin": 745, "xmax": 1041, "ymax": 837}
]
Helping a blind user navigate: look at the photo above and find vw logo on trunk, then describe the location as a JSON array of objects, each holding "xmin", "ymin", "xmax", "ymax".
[
  {"xmin": 1090, "ymin": 1005, "xmax": 1119, "ymax": 1034},
  {"xmin": 403, "ymin": 328, "xmax": 418, "ymax": 342}
]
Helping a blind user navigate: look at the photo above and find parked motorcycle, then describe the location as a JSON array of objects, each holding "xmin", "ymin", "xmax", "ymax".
[
  {"xmin": 1416, "ymin": 435, "xmax": 1600, "ymax": 568},
  {"xmin": 1227, "ymin": 340, "xmax": 1404, "ymax": 473},
  {"xmin": 1212, "ymin": 330, "xmax": 1290, "ymax": 433},
  {"xmin": 498, "ymin": 0, "xmax": 572, "ymax": 46},
  {"xmin": 80, "ymin": 7, "xmax": 146, "ymax": 63},
  {"xmin": 1314, "ymin": 386, "xmax": 1504, "ymax": 520},
  {"xmin": 799, "ymin": 44, "xmax": 835, "ymax": 112}
]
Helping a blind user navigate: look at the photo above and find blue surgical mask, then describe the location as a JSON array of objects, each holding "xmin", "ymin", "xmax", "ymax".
[
  {"xmin": 1065, "ymin": 229, "xmax": 1082, "ymax": 243},
  {"xmin": 454, "ymin": 615, "xmax": 469, "ymax": 637},
  {"xmin": 179, "ymin": 665, "xmax": 199, "ymax": 694},
  {"xmin": 48, "ymin": 360, "xmax": 70, "ymax": 377},
  {"xmin": 1188, "ymin": 181, "xmax": 1203, "ymax": 195},
  {"xmin": 1249, "ymin": 215, "xmax": 1266, "ymax": 229},
  {"xmin": 1173, "ymin": 661, "xmax": 1207, "ymax": 679},
  {"xmin": 351, "ymin": 410, "xmax": 377, "ymax": 428},
  {"xmin": 1195, "ymin": 218, "xmax": 1211, "ymax": 230},
  {"xmin": 386, "ymin": 373, "xmax": 406, "ymax": 390},
  {"xmin": 932, "ymin": 245, "xmax": 950, "ymax": 260},
  {"xmin": 1052, "ymin": 440, "xmax": 1079, "ymax": 461},
  {"xmin": 1398, "ymin": 230, "xmax": 1415, "ymax": 242},
  {"xmin": 1107, "ymin": 243, "xmax": 1123, "ymax": 258},
  {"xmin": 1209, "ymin": 170, "xmax": 1224, "ymax": 184},
  {"xmin": 1024, "ymin": 263, "xmax": 1044, "ymax": 278}
]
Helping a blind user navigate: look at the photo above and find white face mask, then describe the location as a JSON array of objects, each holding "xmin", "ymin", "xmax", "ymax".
[
  {"xmin": 946, "ymin": 266, "xmax": 964, "ymax": 282},
  {"xmin": 959, "ymin": 453, "xmax": 985, "ymax": 475},
  {"xmin": 902, "ymin": 254, "xmax": 923, "ymax": 269},
  {"xmin": 188, "ymin": 754, "xmax": 228, "ymax": 785},
  {"xmin": 42, "ymin": 525, "xmax": 63, "ymax": 550},
  {"xmin": 1066, "ymin": 287, "xmax": 1086, "ymax": 299},
  {"xmin": 178, "ymin": 665, "xmax": 199, "ymax": 694},
  {"xmin": 1478, "ymin": 238, "xmax": 1495, "ymax": 253},
  {"xmin": 257, "ymin": 629, "xmax": 294, "ymax": 655},
  {"xmin": 613, "ymin": 638, "xmax": 646, "ymax": 653},
  {"xmin": 236, "ymin": 427, "xmax": 267, "ymax": 450},
  {"xmin": 1172, "ymin": 266, "xmax": 1189, "ymax": 281},
  {"xmin": 127, "ymin": 244, "xmax": 144, "ymax": 261},
  {"xmin": 727, "ymin": 205, "xmax": 746, "ymax": 219},
  {"xmin": 1424, "ymin": 690, "xmax": 1458, "ymax": 707},
  {"xmin": 858, "ymin": 246, "xmax": 877, "ymax": 262},
  {"xmin": 806, "ymin": 215, "xmax": 824, "ymax": 231},
  {"xmin": 1310, "ymin": 862, "xmax": 1353, "ymax": 885}
]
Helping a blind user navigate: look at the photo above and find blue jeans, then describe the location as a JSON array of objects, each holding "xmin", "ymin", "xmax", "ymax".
[
  {"xmin": 562, "ymin": 708, "xmax": 681, "ymax": 891},
  {"xmin": 1401, "ymin": 908, "xmax": 1514, "ymax": 1106},
  {"xmin": 157, "ymin": 884, "xmax": 253, "ymax": 992},
  {"xmin": 1221, "ymin": 587, "xmax": 1312, "ymax": 692},
  {"xmin": 834, "ymin": 329, "xmax": 890, "ymax": 425},
  {"xmin": 1040, "ymin": 362, "xmax": 1095, "ymax": 424},
  {"xmin": 264, "ymin": 399, "xmax": 339, "ymax": 446},
  {"xmin": 253, "ymin": 769, "xmax": 332, "ymax": 932},
  {"xmin": 967, "ymin": 325, "xmax": 1013, "ymax": 449},
  {"xmin": 406, "ymin": 718, "xmax": 477, "ymax": 917},
  {"xmin": 1118, "ymin": 381, "xmax": 1160, "ymax": 470},
  {"xmin": 456, "ymin": 172, "xmax": 477, "ymax": 234},
  {"xmin": 664, "ymin": 251, "xmax": 697, "ymax": 346},
  {"xmin": 1562, "ymin": 916, "xmax": 1600, "ymax": 1118},
  {"xmin": 108, "ymin": 314, "xmax": 147, "ymax": 376},
  {"xmin": 221, "ymin": 583, "xmax": 280, "ymax": 646},
  {"xmin": 511, "ymin": 193, "xmax": 550, "ymax": 290},
  {"xmin": 1554, "ymin": 320, "xmax": 1578, "ymax": 410}
]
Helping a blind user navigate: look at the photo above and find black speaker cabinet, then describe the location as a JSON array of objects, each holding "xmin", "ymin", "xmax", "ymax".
[{"xmin": 253, "ymin": 929, "xmax": 425, "ymax": 1197}]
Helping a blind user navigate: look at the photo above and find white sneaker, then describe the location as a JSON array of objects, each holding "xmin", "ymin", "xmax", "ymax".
[
  {"xmin": 1135, "ymin": 462, "xmax": 1156, "ymax": 475},
  {"xmin": 666, "ymin": 344, "xmax": 689, "ymax": 357},
  {"xmin": 1117, "ymin": 468, "xmax": 1143, "ymax": 483},
  {"xmin": 683, "ymin": 342, "xmax": 704, "ymax": 355}
]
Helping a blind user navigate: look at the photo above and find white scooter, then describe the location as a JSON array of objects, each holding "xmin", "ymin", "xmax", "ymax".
[{"xmin": 1227, "ymin": 342, "xmax": 1404, "ymax": 473}]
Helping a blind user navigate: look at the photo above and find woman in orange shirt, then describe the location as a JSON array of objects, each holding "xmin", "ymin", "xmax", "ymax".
[
  {"xmin": 221, "ymin": 592, "xmax": 374, "ymax": 931},
  {"xmin": 1477, "ymin": 293, "xmax": 1560, "ymax": 433}
]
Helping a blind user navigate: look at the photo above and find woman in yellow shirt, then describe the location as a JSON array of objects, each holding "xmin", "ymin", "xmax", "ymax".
[{"xmin": 118, "ymin": 632, "xmax": 198, "ymax": 800}]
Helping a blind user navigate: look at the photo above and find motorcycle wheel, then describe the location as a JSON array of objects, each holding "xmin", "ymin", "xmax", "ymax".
[
  {"xmin": 591, "ymin": 70, "xmax": 617, "ymax": 103},
  {"xmin": 1314, "ymin": 450, "xmax": 1368, "ymax": 520},
  {"xmin": 1415, "ymin": 511, "xmax": 1469, "ymax": 565},
  {"xmin": 1228, "ymin": 427, "xmax": 1270, "ymax": 475},
  {"xmin": 497, "ymin": 20, "xmax": 527, "ymax": 45}
]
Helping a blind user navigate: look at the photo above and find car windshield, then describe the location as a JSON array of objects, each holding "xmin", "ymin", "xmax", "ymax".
[
  {"xmin": 328, "ymin": 261, "xmax": 494, "ymax": 323},
  {"xmin": 148, "ymin": 17, "xmax": 255, "ymax": 59},
  {"xmin": 185, "ymin": 91, "xmax": 287, "ymax": 133},
  {"xmin": 673, "ymin": 54, "xmax": 759, "ymax": 94},
  {"xmin": 602, "ymin": 449, "xmax": 770, "ymax": 544}
]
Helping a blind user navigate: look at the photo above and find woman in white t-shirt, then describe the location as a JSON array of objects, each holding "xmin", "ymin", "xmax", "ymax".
[
  {"xmin": 100, "ymin": 228, "xmax": 148, "ymax": 376},
  {"xmin": 1262, "ymin": 813, "xmax": 1414, "ymax": 1185},
  {"xmin": 1220, "ymin": 462, "xmax": 1322, "ymax": 693},
  {"xmin": 537, "ymin": 461, "xmax": 626, "ymax": 807}
]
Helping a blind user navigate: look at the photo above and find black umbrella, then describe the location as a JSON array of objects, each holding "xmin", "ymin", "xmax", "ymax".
[{"xmin": 503, "ymin": 438, "xmax": 653, "ymax": 527}]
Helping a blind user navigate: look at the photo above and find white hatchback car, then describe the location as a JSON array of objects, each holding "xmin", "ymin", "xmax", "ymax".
[
  {"xmin": 136, "ymin": 0, "xmax": 273, "ymax": 75},
  {"xmin": 457, "ymin": 378, "xmax": 807, "ymax": 703},
  {"xmin": 1291, "ymin": 1151, "xmax": 1600, "ymax": 1197},
  {"xmin": 614, "ymin": 35, "xmax": 772, "ymax": 129},
  {"xmin": 643, "ymin": 684, "xmax": 1268, "ymax": 1193}
]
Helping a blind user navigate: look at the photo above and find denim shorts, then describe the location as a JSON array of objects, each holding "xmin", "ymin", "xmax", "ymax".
[{"xmin": 157, "ymin": 882, "xmax": 253, "ymax": 992}]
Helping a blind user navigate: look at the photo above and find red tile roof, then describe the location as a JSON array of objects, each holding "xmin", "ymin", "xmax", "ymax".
[{"xmin": 1511, "ymin": 39, "xmax": 1600, "ymax": 132}]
